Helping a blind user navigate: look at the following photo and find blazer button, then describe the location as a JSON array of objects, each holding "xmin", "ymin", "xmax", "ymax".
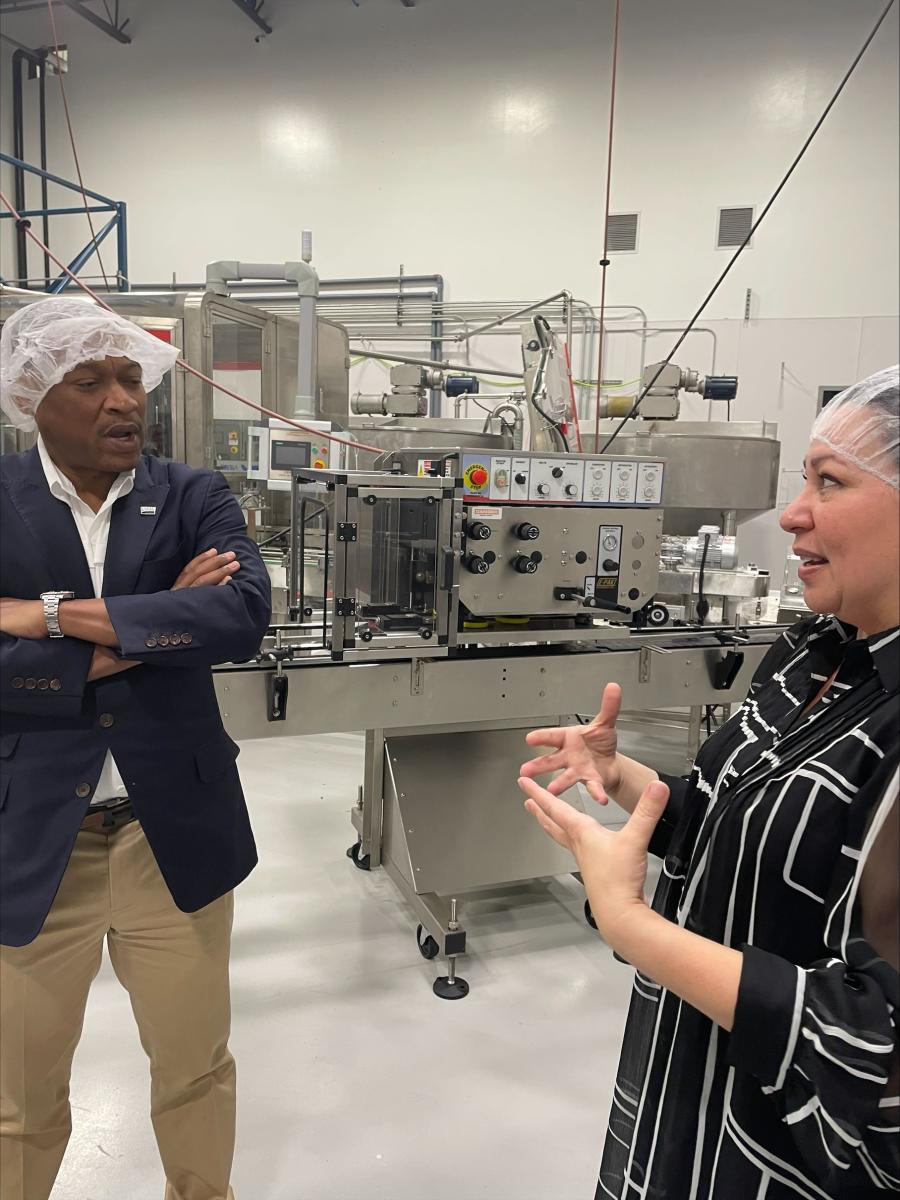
[
  {"xmin": 181, "ymin": 633, "xmax": 193, "ymax": 645},
  {"xmin": 11, "ymin": 677, "xmax": 24, "ymax": 689},
  {"xmin": 50, "ymin": 679, "xmax": 62, "ymax": 691},
  {"xmin": 99, "ymin": 713, "xmax": 115, "ymax": 728},
  {"xmin": 37, "ymin": 678, "xmax": 49, "ymax": 690},
  {"xmin": 75, "ymin": 782, "xmax": 92, "ymax": 799},
  {"xmin": 157, "ymin": 635, "xmax": 170, "ymax": 647},
  {"xmin": 145, "ymin": 637, "xmax": 158, "ymax": 648},
  {"xmin": 170, "ymin": 633, "xmax": 182, "ymax": 646},
  {"xmin": 24, "ymin": 678, "xmax": 37, "ymax": 689}
]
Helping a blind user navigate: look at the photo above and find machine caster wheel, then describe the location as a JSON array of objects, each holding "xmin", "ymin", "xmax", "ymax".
[
  {"xmin": 416, "ymin": 925, "xmax": 440, "ymax": 960},
  {"xmin": 346, "ymin": 840, "xmax": 371, "ymax": 871},
  {"xmin": 433, "ymin": 975, "xmax": 470, "ymax": 1000},
  {"xmin": 584, "ymin": 898, "xmax": 598, "ymax": 930}
]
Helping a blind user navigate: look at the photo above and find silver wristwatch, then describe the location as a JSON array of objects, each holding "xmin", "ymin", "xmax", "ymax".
[{"xmin": 40, "ymin": 591, "xmax": 75, "ymax": 638}]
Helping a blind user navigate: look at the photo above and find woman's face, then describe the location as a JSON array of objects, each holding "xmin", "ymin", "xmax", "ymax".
[{"xmin": 780, "ymin": 438, "xmax": 899, "ymax": 636}]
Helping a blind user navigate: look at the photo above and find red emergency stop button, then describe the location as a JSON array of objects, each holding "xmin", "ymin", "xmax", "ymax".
[{"xmin": 468, "ymin": 466, "xmax": 488, "ymax": 488}]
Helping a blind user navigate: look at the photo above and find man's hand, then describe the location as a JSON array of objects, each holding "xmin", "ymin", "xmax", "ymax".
[
  {"xmin": 87, "ymin": 645, "xmax": 140, "ymax": 681},
  {"xmin": 171, "ymin": 548, "xmax": 241, "ymax": 590},
  {"xmin": 517, "ymin": 773, "xmax": 670, "ymax": 947},
  {"xmin": 0, "ymin": 598, "xmax": 48, "ymax": 640}
]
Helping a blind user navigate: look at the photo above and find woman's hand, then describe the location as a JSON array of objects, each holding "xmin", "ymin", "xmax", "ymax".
[
  {"xmin": 517, "ymin": 773, "xmax": 670, "ymax": 946},
  {"xmin": 520, "ymin": 682, "xmax": 624, "ymax": 804}
]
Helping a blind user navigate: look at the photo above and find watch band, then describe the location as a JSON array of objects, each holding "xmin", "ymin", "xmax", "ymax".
[{"xmin": 40, "ymin": 591, "xmax": 75, "ymax": 639}]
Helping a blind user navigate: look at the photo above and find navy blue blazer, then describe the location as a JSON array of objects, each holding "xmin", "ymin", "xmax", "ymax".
[{"xmin": 0, "ymin": 448, "xmax": 272, "ymax": 946}]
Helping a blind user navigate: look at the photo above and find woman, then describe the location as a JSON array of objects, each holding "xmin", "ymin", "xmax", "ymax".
[{"xmin": 519, "ymin": 366, "xmax": 899, "ymax": 1199}]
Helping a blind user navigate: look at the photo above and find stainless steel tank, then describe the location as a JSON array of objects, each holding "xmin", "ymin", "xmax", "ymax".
[{"xmin": 582, "ymin": 421, "xmax": 780, "ymax": 535}]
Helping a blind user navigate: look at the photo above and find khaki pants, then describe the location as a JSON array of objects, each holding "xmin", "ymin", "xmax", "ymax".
[{"xmin": 0, "ymin": 820, "xmax": 236, "ymax": 1200}]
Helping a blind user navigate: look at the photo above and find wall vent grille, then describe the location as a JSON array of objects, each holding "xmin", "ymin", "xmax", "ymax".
[
  {"xmin": 717, "ymin": 206, "xmax": 754, "ymax": 248},
  {"xmin": 606, "ymin": 212, "xmax": 639, "ymax": 253}
]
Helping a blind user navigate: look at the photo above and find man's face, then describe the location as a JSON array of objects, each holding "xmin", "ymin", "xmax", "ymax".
[{"xmin": 34, "ymin": 355, "xmax": 146, "ymax": 473}]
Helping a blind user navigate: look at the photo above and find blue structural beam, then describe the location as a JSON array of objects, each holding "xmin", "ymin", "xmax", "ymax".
[
  {"xmin": 0, "ymin": 205, "xmax": 116, "ymax": 218},
  {"xmin": 0, "ymin": 151, "xmax": 129, "ymax": 291},
  {"xmin": 49, "ymin": 212, "xmax": 118, "ymax": 293}
]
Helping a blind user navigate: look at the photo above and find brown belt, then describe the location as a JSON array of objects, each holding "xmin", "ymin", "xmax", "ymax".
[{"xmin": 80, "ymin": 799, "xmax": 136, "ymax": 833}]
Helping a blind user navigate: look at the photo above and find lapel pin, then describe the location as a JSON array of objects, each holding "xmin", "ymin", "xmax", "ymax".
[{"xmin": 140, "ymin": 506, "xmax": 157, "ymax": 516}]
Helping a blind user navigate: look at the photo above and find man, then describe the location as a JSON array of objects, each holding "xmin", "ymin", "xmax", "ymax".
[{"xmin": 0, "ymin": 297, "xmax": 271, "ymax": 1200}]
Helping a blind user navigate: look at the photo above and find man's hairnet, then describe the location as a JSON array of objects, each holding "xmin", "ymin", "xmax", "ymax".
[
  {"xmin": 810, "ymin": 365, "xmax": 899, "ymax": 490},
  {"xmin": 0, "ymin": 297, "xmax": 180, "ymax": 431}
]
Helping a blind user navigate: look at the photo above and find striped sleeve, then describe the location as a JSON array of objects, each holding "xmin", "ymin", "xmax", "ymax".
[{"xmin": 728, "ymin": 769, "xmax": 899, "ymax": 1190}]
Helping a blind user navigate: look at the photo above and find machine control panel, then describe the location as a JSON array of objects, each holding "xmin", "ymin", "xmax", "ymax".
[
  {"xmin": 460, "ymin": 450, "xmax": 664, "ymax": 505},
  {"xmin": 248, "ymin": 420, "xmax": 338, "ymax": 492},
  {"xmin": 457, "ymin": 504, "xmax": 663, "ymax": 619}
]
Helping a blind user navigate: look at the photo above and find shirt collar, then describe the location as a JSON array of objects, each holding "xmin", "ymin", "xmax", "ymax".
[
  {"xmin": 36, "ymin": 435, "xmax": 135, "ymax": 510},
  {"xmin": 861, "ymin": 626, "xmax": 900, "ymax": 693},
  {"xmin": 808, "ymin": 615, "xmax": 900, "ymax": 693}
]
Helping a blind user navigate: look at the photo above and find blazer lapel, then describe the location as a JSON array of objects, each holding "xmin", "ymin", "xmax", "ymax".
[
  {"xmin": 102, "ymin": 458, "xmax": 170, "ymax": 597},
  {"xmin": 5, "ymin": 448, "xmax": 94, "ymax": 597}
]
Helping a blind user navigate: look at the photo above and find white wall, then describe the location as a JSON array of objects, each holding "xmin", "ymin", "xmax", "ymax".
[
  {"xmin": 1, "ymin": 0, "xmax": 898, "ymax": 319},
  {"xmin": 1, "ymin": 0, "xmax": 898, "ymax": 580}
]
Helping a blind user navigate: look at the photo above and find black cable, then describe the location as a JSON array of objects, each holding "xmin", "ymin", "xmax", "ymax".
[
  {"xmin": 599, "ymin": 0, "xmax": 896, "ymax": 455},
  {"xmin": 696, "ymin": 532, "xmax": 711, "ymax": 626}
]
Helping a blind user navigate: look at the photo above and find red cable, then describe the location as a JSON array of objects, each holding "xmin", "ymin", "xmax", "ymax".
[
  {"xmin": 0, "ymin": 187, "xmax": 383, "ymax": 455},
  {"xmin": 45, "ymin": 0, "xmax": 111, "ymax": 289},
  {"xmin": 593, "ymin": 0, "xmax": 622, "ymax": 448}
]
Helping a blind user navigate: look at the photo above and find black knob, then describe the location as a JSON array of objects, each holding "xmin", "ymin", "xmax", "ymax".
[
  {"xmin": 551, "ymin": 467, "xmax": 564, "ymax": 479},
  {"xmin": 602, "ymin": 558, "xmax": 619, "ymax": 572},
  {"xmin": 514, "ymin": 472, "xmax": 527, "ymax": 485},
  {"xmin": 512, "ymin": 554, "xmax": 539, "ymax": 574},
  {"xmin": 515, "ymin": 522, "xmax": 540, "ymax": 540},
  {"xmin": 467, "ymin": 520, "xmax": 492, "ymax": 541},
  {"xmin": 465, "ymin": 554, "xmax": 490, "ymax": 575},
  {"xmin": 575, "ymin": 551, "xmax": 588, "ymax": 564}
]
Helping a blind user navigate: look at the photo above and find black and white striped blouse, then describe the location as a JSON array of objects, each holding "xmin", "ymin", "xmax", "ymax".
[{"xmin": 598, "ymin": 616, "xmax": 899, "ymax": 1199}]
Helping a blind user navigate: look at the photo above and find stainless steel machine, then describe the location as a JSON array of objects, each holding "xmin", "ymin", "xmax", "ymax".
[{"xmin": 213, "ymin": 438, "xmax": 777, "ymax": 998}]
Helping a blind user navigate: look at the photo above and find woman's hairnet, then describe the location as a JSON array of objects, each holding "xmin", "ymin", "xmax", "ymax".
[
  {"xmin": 810, "ymin": 364, "xmax": 899, "ymax": 489},
  {"xmin": 0, "ymin": 297, "xmax": 180, "ymax": 431}
]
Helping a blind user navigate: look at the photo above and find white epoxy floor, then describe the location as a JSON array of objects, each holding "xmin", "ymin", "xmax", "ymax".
[{"xmin": 51, "ymin": 722, "xmax": 687, "ymax": 1200}]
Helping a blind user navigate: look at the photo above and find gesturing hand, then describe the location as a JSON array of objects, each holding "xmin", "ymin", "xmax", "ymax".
[
  {"xmin": 517, "ymin": 774, "xmax": 670, "ymax": 946},
  {"xmin": 520, "ymin": 682, "xmax": 624, "ymax": 805},
  {"xmin": 171, "ymin": 548, "xmax": 241, "ymax": 590}
]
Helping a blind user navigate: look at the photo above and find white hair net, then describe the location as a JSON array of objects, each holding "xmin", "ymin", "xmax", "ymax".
[
  {"xmin": 0, "ymin": 297, "xmax": 180, "ymax": 431},
  {"xmin": 810, "ymin": 364, "xmax": 899, "ymax": 489}
]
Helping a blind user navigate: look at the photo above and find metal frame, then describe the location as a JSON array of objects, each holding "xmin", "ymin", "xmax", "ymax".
[
  {"xmin": 213, "ymin": 628, "xmax": 779, "ymax": 984},
  {"xmin": 229, "ymin": 0, "xmax": 271, "ymax": 34},
  {"xmin": 0, "ymin": 0, "xmax": 132, "ymax": 42},
  {"xmin": 0, "ymin": 152, "xmax": 128, "ymax": 291},
  {"xmin": 289, "ymin": 470, "xmax": 459, "ymax": 659}
]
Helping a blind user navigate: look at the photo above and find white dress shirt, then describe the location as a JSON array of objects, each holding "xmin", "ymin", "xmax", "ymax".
[{"xmin": 37, "ymin": 436, "xmax": 135, "ymax": 805}]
